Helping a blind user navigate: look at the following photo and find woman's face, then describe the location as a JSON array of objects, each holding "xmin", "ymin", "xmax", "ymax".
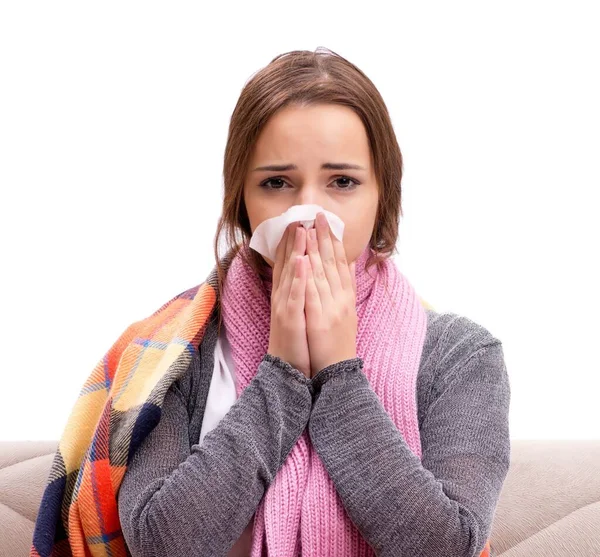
[{"xmin": 243, "ymin": 103, "xmax": 379, "ymax": 267}]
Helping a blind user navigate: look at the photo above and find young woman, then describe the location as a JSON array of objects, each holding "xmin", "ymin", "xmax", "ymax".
[{"xmin": 117, "ymin": 47, "xmax": 511, "ymax": 557}]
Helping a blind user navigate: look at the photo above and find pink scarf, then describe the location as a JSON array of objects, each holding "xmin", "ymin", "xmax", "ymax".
[{"xmin": 220, "ymin": 242, "xmax": 427, "ymax": 556}]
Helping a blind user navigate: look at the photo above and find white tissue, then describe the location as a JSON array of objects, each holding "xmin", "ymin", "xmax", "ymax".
[{"xmin": 248, "ymin": 204, "xmax": 345, "ymax": 261}]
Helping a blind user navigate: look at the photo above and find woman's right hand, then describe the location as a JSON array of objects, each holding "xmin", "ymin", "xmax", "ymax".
[{"xmin": 267, "ymin": 222, "xmax": 311, "ymax": 379}]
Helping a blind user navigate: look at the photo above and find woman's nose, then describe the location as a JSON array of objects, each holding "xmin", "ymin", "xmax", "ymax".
[{"xmin": 297, "ymin": 186, "xmax": 321, "ymax": 206}]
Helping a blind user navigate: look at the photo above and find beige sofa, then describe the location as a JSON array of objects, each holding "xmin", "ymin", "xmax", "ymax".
[{"xmin": 1, "ymin": 439, "xmax": 599, "ymax": 556}]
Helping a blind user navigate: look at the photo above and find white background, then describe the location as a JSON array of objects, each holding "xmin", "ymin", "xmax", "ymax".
[{"xmin": 1, "ymin": 1, "xmax": 598, "ymax": 441}]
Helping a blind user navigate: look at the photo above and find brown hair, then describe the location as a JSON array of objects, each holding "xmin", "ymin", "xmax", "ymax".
[{"xmin": 212, "ymin": 46, "xmax": 404, "ymax": 333}]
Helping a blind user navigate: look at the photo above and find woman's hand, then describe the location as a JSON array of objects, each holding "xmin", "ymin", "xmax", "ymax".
[
  {"xmin": 267, "ymin": 222, "xmax": 312, "ymax": 379},
  {"xmin": 305, "ymin": 212, "xmax": 358, "ymax": 378}
]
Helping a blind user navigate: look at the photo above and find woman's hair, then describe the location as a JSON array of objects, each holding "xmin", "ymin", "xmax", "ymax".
[{"xmin": 213, "ymin": 46, "xmax": 404, "ymax": 329}]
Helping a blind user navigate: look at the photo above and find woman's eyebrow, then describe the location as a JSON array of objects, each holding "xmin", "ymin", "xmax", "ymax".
[{"xmin": 253, "ymin": 162, "xmax": 367, "ymax": 172}]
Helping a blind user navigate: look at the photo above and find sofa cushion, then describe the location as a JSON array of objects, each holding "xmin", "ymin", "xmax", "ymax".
[
  {"xmin": 0, "ymin": 441, "xmax": 58, "ymax": 556},
  {"xmin": 2, "ymin": 439, "xmax": 600, "ymax": 556}
]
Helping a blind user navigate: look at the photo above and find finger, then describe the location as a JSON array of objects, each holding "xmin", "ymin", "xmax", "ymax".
[
  {"xmin": 287, "ymin": 254, "xmax": 307, "ymax": 312},
  {"xmin": 330, "ymin": 231, "xmax": 352, "ymax": 295},
  {"xmin": 306, "ymin": 226, "xmax": 333, "ymax": 308},
  {"xmin": 284, "ymin": 222, "xmax": 298, "ymax": 266},
  {"xmin": 314, "ymin": 212, "xmax": 342, "ymax": 293},
  {"xmin": 281, "ymin": 225, "xmax": 307, "ymax": 302},
  {"xmin": 350, "ymin": 261, "xmax": 357, "ymax": 299},
  {"xmin": 272, "ymin": 225, "xmax": 290, "ymax": 292},
  {"xmin": 304, "ymin": 254, "xmax": 321, "ymax": 315},
  {"xmin": 275, "ymin": 222, "xmax": 300, "ymax": 295},
  {"xmin": 284, "ymin": 223, "xmax": 303, "ymax": 286}
]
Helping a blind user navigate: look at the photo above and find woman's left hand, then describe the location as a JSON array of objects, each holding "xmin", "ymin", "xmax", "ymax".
[{"xmin": 305, "ymin": 211, "xmax": 358, "ymax": 378}]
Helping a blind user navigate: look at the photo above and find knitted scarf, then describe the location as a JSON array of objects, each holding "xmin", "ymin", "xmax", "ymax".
[
  {"xmin": 221, "ymin": 242, "xmax": 491, "ymax": 557},
  {"xmin": 29, "ymin": 243, "xmax": 492, "ymax": 557}
]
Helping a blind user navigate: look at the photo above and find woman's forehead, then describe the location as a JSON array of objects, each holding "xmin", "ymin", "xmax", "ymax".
[{"xmin": 250, "ymin": 105, "xmax": 371, "ymax": 172}]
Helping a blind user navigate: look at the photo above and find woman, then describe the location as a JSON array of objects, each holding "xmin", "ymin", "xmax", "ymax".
[{"xmin": 117, "ymin": 47, "xmax": 510, "ymax": 556}]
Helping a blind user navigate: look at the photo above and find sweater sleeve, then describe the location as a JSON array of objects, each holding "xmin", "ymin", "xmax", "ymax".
[
  {"xmin": 117, "ymin": 353, "xmax": 312, "ymax": 557},
  {"xmin": 307, "ymin": 340, "xmax": 511, "ymax": 557}
]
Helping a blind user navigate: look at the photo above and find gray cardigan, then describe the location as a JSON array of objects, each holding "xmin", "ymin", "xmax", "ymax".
[{"xmin": 117, "ymin": 308, "xmax": 511, "ymax": 556}]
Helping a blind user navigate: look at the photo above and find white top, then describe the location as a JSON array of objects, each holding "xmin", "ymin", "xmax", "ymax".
[
  {"xmin": 197, "ymin": 331, "xmax": 260, "ymax": 554},
  {"xmin": 197, "ymin": 331, "xmax": 239, "ymax": 446}
]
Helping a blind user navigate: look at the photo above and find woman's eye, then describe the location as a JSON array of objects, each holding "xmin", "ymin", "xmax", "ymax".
[
  {"xmin": 332, "ymin": 176, "xmax": 359, "ymax": 190},
  {"xmin": 260, "ymin": 177, "xmax": 287, "ymax": 189},
  {"xmin": 259, "ymin": 176, "xmax": 360, "ymax": 191}
]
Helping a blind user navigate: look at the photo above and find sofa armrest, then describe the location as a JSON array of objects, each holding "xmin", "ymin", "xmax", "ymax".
[
  {"xmin": 491, "ymin": 439, "xmax": 600, "ymax": 555},
  {"xmin": 0, "ymin": 440, "xmax": 59, "ymax": 556}
]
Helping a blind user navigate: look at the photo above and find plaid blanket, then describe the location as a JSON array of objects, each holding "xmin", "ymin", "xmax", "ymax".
[{"xmin": 29, "ymin": 263, "xmax": 492, "ymax": 557}]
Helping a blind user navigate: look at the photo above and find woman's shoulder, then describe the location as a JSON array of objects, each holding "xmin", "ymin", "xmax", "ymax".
[
  {"xmin": 422, "ymin": 308, "xmax": 503, "ymax": 360},
  {"xmin": 417, "ymin": 308, "xmax": 507, "ymax": 426}
]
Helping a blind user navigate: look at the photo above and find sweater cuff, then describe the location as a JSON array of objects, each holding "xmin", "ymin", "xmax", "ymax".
[
  {"xmin": 310, "ymin": 357, "xmax": 364, "ymax": 393},
  {"xmin": 262, "ymin": 353, "xmax": 312, "ymax": 386}
]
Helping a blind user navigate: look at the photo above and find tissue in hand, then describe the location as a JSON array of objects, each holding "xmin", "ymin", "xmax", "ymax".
[{"xmin": 248, "ymin": 204, "xmax": 345, "ymax": 261}]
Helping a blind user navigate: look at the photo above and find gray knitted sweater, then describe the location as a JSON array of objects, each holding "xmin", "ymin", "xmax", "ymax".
[{"xmin": 117, "ymin": 308, "xmax": 511, "ymax": 556}]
